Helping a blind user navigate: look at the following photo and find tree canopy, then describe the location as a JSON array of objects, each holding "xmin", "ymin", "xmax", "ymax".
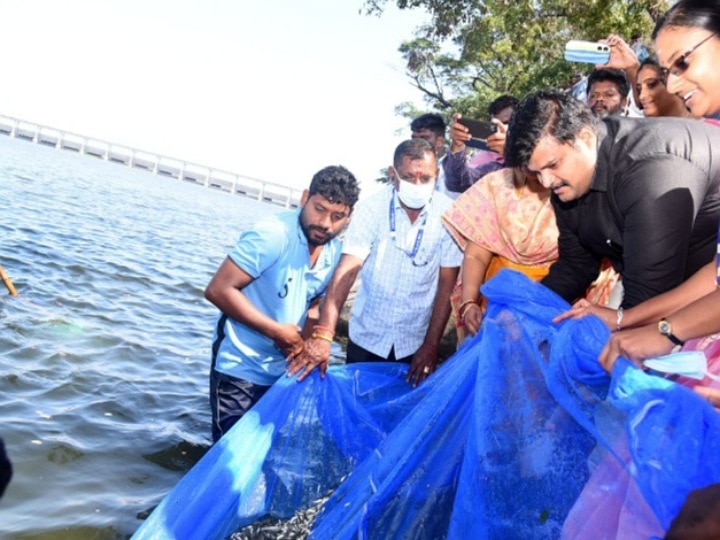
[{"xmin": 366, "ymin": 0, "xmax": 670, "ymax": 119}]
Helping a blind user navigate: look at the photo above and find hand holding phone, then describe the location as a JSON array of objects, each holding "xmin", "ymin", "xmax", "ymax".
[
  {"xmin": 457, "ymin": 118, "xmax": 498, "ymax": 150},
  {"xmin": 564, "ymin": 40, "xmax": 610, "ymax": 65}
]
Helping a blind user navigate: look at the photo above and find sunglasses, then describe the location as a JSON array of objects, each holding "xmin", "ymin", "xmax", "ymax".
[{"xmin": 660, "ymin": 33, "xmax": 716, "ymax": 78}]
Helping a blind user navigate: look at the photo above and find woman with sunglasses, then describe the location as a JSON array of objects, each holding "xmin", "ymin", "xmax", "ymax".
[
  {"xmin": 560, "ymin": 2, "xmax": 720, "ymax": 536},
  {"xmin": 560, "ymin": 0, "xmax": 720, "ymax": 405},
  {"xmin": 595, "ymin": 0, "xmax": 720, "ymax": 400}
]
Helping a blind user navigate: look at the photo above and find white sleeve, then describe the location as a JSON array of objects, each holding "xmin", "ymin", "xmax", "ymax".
[{"xmin": 340, "ymin": 198, "xmax": 376, "ymax": 262}]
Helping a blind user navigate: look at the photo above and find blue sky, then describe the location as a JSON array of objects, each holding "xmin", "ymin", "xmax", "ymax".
[{"xmin": 0, "ymin": 1, "xmax": 431, "ymax": 196}]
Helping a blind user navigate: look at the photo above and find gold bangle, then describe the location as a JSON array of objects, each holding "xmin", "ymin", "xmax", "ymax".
[
  {"xmin": 313, "ymin": 324, "xmax": 334, "ymax": 335},
  {"xmin": 311, "ymin": 332, "xmax": 334, "ymax": 343},
  {"xmin": 458, "ymin": 300, "xmax": 479, "ymax": 320}
]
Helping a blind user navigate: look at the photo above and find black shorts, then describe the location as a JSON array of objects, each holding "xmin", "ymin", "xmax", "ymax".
[{"xmin": 209, "ymin": 369, "xmax": 270, "ymax": 443}]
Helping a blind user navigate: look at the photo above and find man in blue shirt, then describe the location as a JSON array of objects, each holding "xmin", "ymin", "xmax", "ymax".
[
  {"xmin": 204, "ymin": 166, "xmax": 360, "ymax": 442},
  {"xmin": 288, "ymin": 139, "xmax": 462, "ymax": 387}
]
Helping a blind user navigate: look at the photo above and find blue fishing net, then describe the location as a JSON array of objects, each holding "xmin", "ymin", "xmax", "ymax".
[{"xmin": 132, "ymin": 270, "xmax": 720, "ymax": 540}]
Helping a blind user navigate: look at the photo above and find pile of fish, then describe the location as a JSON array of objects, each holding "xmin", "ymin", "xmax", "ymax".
[{"xmin": 228, "ymin": 490, "xmax": 332, "ymax": 540}]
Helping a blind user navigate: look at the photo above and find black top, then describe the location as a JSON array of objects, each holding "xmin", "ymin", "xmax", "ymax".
[{"xmin": 541, "ymin": 116, "xmax": 720, "ymax": 308}]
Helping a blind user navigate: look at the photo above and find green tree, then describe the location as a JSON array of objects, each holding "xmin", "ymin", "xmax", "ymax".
[{"xmin": 367, "ymin": 0, "xmax": 670, "ymax": 118}]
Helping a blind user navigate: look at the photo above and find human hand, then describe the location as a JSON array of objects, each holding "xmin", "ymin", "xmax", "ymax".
[
  {"xmin": 462, "ymin": 303, "xmax": 483, "ymax": 336},
  {"xmin": 286, "ymin": 336, "xmax": 331, "ymax": 381},
  {"xmin": 552, "ymin": 298, "xmax": 616, "ymax": 329},
  {"xmin": 272, "ymin": 323, "xmax": 304, "ymax": 357},
  {"xmin": 486, "ymin": 120, "xmax": 507, "ymax": 155},
  {"xmin": 449, "ymin": 113, "xmax": 472, "ymax": 153},
  {"xmin": 599, "ymin": 34, "xmax": 640, "ymax": 71},
  {"xmin": 406, "ymin": 342, "xmax": 438, "ymax": 387},
  {"xmin": 598, "ymin": 324, "xmax": 675, "ymax": 373},
  {"xmin": 694, "ymin": 385, "xmax": 720, "ymax": 410}
]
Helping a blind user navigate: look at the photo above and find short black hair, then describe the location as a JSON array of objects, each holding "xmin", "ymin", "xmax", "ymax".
[
  {"xmin": 308, "ymin": 165, "xmax": 360, "ymax": 209},
  {"xmin": 410, "ymin": 113, "xmax": 446, "ymax": 137},
  {"xmin": 587, "ymin": 68, "xmax": 630, "ymax": 99},
  {"xmin": 393, "ymin": 138, "xmax": 436, "ymax": 169},
  {"xmin": 488, "ymin": 95, "xmax": 519, "ymax": 118},
  {"xmin": 504, "ymin": 89, "xmax": 599, "ymax": 169}
]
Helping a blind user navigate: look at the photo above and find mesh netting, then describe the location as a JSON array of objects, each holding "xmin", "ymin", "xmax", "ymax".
[{"xmin": 132, "ymin": 269, "xmax": 720, "ymax": 540}]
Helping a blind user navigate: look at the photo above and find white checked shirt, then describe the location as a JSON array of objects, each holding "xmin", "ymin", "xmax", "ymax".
[{"xmin": 342, "ymin": 185, "xmax": 462, "ymax": 359}]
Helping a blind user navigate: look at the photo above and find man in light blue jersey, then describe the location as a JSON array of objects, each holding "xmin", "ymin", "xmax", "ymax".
[
  {"xmin": 204, "ymin": 166, "xmax": 359, "ymax": 442},
  {"xmin": 289, "ymin": 139, "xmax": 462, "ymax": 387}
]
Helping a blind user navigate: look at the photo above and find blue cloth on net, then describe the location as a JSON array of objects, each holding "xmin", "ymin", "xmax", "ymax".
[{"xmin": 132, "ymin": 269, "xmax": 720, "ymax": 539}]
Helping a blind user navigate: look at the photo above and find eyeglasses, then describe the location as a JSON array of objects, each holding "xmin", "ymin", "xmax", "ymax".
[{"xmin": 660, "ymin": 33, "xmax": 716, "ymax": 78}]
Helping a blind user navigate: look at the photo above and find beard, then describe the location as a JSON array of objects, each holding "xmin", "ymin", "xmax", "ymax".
[{"xmin": 299, "ymin": 210, "xmax": 332, "ymax": 247}]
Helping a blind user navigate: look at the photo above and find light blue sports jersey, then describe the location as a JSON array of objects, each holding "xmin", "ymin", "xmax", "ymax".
[{"xmin": 212, "ymin": 209, "xmax": 341, "ymax": 385}]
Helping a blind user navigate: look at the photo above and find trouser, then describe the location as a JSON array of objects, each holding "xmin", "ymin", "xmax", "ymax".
[
  {"xmin": 346, "ymin": 338, "xmax": 414, "ymax": 364},
  {"xmin": 209, "ymin": 368, "xmax": 270, "ymax": 443},
  {"xmin": 0, "ymin": 438, "xmax": 11, "ymax": 499}
]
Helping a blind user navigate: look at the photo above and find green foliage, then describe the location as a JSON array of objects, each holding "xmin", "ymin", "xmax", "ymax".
[{"xmin": 366, "ymin": 0, "xmax": 670, "ymax": 119}]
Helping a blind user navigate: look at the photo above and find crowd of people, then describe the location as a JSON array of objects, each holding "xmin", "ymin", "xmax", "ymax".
[{"xmin": 201, "ymin": 0, "xmax": 720, "ymax": 534}]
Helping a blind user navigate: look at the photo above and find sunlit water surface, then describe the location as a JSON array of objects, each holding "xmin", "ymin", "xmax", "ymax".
[{"xmin": 0, "ymin": 136, "xmax": 341, "ymax": 538}]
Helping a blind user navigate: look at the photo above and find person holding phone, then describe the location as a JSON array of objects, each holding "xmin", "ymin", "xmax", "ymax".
[
  {"xmin": 443, "ymin": 95, "xmax": 518, "ymax": 193},
  {"xmin": 566, "ymin": 0, "xmax": 720, "ymax": 387}
]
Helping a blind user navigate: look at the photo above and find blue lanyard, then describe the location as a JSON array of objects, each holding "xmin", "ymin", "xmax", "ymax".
[{"xmin": 389, "ymin": 189, "xmax": 427, "ymax": 259}]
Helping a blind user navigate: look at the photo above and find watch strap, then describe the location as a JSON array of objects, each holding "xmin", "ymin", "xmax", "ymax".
[{"xmin": 659, "ymin": 318, "xmax": 685, "ymax": 347}]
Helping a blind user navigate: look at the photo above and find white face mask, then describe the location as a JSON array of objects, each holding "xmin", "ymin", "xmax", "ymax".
[
  {"xmin": 395, "ymin": 177, "xmax": 435, "ymax": 209},
  {"xmin": 644, "ymin": 351, "xmax": 720, "ymax": 381}
]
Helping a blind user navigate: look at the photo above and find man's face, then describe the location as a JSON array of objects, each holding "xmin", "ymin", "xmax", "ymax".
[
  {"xmin": 411, "ymin": 129, "xmax": 444, "ymax": 157},
  {"xmin": 588, "ymin": 80, "xmax": 627, "ymax": 117},
  {"xmin": 391, "ymin": 153, "xmax": 438, "ymax": 191},
  {"xmin": 299, "ymin": 192, "xmax": 351, "ymax": 247},
  {"xmin": 526, "ymin": 129, "xmax": 598, "ymax": 202}
]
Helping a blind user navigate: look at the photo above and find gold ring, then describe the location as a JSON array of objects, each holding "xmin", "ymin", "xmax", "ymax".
[{"xmin": 423, "ymin": 366, "xmax": 430, "ymax": 374}]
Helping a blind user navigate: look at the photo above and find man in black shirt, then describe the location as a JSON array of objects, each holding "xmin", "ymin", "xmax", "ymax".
[{"xmin": 505, "ymin": 89, "xmax": 720, "ymax": 308}]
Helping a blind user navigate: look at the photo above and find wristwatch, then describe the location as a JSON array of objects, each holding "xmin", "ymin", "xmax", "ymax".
[{"xmin": 658, "ymin": 318, "xmax": 685, "ymax": 347}]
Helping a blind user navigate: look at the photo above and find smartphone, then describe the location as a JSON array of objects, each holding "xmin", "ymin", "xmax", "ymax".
[
  {"xmin": 564, "ymin": 40, "xmax": 610, "ymax": 64},
  {"xmin": 457, "ymin": 118, "xmax": 497, "ymax": 150}
]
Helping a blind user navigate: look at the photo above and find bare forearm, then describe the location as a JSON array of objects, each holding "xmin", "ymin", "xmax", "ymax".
[
  {"xmin": 424, "ymin": 267, "xmax": 459, "ymax": 346},
  {"xmin": 623, "ymin": 261, "xmax": 716, "ymax": 328},
  {"xmin": 666, "ymin": 288, "xmax": 720, "ymax": 343},
  {"xmin": 317, "ymin": 257, "xmax": 361, "ymax": 331},
  {"xmin": 205, "ymin": 286, "xmax": 281, "ymax": 338}
]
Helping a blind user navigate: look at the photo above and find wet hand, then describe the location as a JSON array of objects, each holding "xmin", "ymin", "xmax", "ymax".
[
  {"xmin": 286, "ymin": 337, "xmax": 331, "ymax": 382},
  {"xmin": 406, "ymin": 342, "xmax": 438, "ymax": 387},
  {"xmin": 272, "ymin": 323, "xmax": 304, "ymax": 357},
  {"xmin": 462, "ymin": 303, "xmax": 483, "ymax": 336},
  {"xmin": 599, "ymin": 325, "xmax": 674, "ymax": 373}
]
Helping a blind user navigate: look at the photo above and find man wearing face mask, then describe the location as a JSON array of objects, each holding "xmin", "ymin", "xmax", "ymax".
[{"xmin": 288, "ymin": 139, "xmax": 462, "ymax": 386}]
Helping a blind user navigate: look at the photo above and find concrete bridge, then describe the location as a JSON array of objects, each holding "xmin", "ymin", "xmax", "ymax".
[{"xmin": 0, "ymin": 114, "xmax": 302, "ymax": 208}]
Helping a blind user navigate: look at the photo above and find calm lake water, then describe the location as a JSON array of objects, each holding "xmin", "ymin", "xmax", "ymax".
[{"xmin": 0, "ymin": 135, "xmax": 317, "ymax": 538}]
